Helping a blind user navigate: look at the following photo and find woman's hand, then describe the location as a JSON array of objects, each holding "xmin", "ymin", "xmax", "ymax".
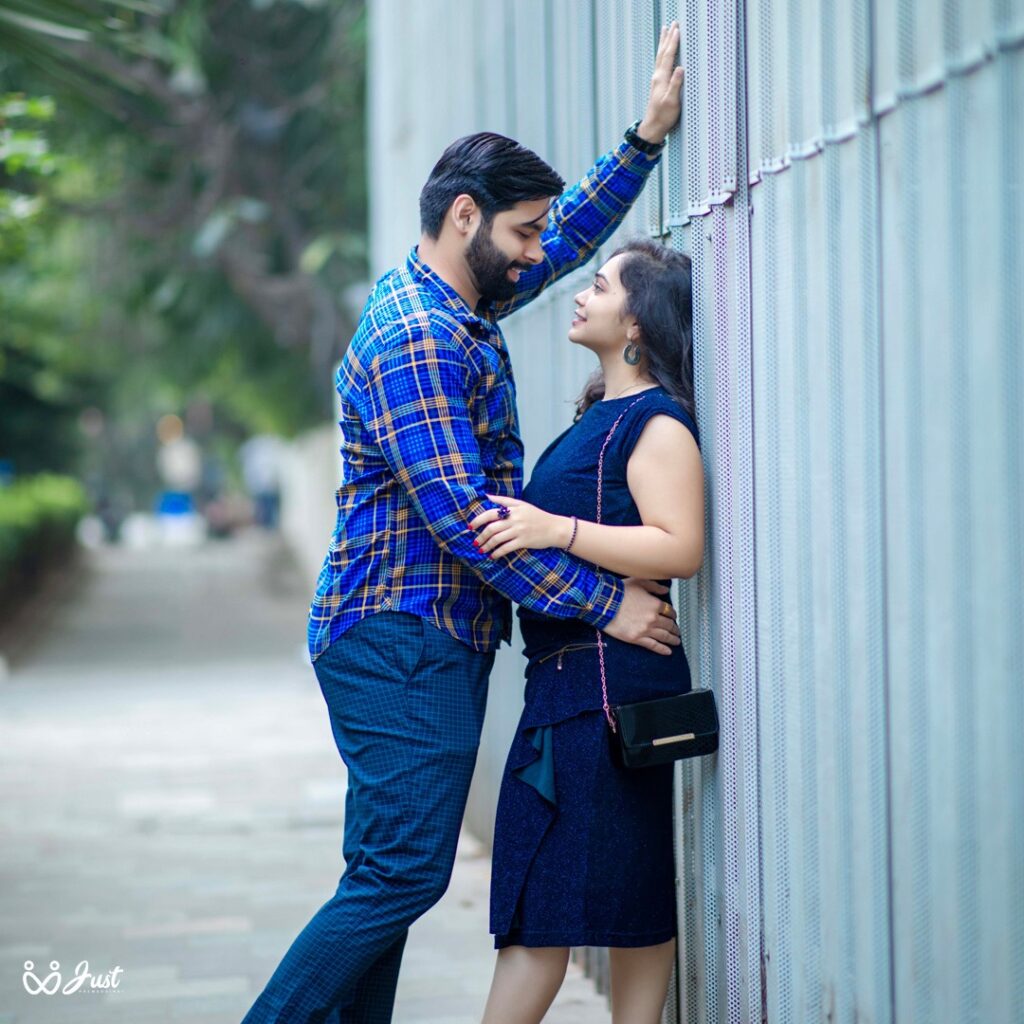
[
  {"xmin": 469, "ymin": 494, "xmax": 572, "ymax": 559},
  {"xmin": 636, "ymin": 21, "xmax": 685, "ymax": 145}
]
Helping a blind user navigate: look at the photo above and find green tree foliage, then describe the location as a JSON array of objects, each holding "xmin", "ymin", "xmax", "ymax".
[
  {"xmin": 0, "ymin": 0, "xmax": 366, "ymax": 492},
  {"xmin": 0, "ymin": 90, "xmax": 102, "ymax": 475}
]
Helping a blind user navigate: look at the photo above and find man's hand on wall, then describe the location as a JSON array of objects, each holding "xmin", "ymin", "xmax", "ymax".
[{"xmin": 636, "ymin": 21, "xmax": 685, "ymax": 146}]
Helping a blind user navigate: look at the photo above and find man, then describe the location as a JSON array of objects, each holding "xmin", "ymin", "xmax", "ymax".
[{"xmin": 243, "ymin": 22, "xmax": 685, "ymax": 1024}]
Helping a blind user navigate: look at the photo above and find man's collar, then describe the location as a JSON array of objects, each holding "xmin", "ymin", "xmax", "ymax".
[{"xmin": 407, "ymin": 246, "xmax": 498, "ymax": 328}]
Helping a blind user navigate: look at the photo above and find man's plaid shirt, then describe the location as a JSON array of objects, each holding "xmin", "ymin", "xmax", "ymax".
[{"xmin": 308, "ymin": 137, "xmax": 662, "ymax": 660}]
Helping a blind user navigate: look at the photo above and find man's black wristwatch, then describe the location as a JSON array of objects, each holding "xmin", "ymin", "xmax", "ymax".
[{"xmin": 624, "ymin": 119, "xmax": 665, "ymax": 156}]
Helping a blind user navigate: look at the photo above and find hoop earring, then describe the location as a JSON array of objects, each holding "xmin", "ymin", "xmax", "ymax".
[{"xmin": 623, "ymin": 343, "xmax": 642, "ymax": 366}]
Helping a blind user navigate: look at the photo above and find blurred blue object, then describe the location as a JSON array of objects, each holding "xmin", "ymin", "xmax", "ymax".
[{"xmin": 155, "ymin": 491, "xmax": 194, "ymax": 516}]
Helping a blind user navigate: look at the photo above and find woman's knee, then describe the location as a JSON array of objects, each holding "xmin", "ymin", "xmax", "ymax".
[
  {"xmin": 608, "ymin": 940, "xmax": 676, "ymax": 1024},
  {"xmin": 482, "ymin": 945, "xmax": 572, "ymax": 1024}
]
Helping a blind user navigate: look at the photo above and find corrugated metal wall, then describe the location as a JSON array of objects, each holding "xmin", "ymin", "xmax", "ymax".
[{"xmin": 367, "ymin": 2, "xmax": 1024, "ymax": 1021}]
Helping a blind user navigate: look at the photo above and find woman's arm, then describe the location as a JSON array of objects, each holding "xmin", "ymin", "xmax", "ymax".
[{"xmin": 469, "ymin": 414, "xmax": 704, "ymax": 579}]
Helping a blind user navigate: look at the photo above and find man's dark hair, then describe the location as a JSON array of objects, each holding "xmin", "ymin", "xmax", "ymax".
[{"xmin": 419, "ymin": 132, "xmax": 565, "ymax": 239}]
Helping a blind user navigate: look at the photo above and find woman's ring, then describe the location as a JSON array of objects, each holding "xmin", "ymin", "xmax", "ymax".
[{"xmin": 496, "ymin": 504, "xmax": 511, "ymax": 520}]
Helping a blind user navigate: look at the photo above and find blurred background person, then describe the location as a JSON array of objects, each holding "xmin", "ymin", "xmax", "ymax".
[{"xmin": 239, "ymin": 433, "xmax": 285, "ymax": 530}]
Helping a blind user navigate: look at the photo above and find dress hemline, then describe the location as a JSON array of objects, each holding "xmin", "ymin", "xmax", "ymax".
[{"xmin": 493, "ymin": 926, "xmax": 677, "ymax": 950}]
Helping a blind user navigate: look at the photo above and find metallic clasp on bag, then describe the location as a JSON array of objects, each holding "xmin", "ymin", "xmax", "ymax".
[{"xmin": 652, "ymin": 732, "xmax": 696, "ymax": 746}]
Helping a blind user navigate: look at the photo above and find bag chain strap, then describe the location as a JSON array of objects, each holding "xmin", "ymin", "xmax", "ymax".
[{"xmin": 595, "ymin": 394, "xmax": 650, "ymax": 731}]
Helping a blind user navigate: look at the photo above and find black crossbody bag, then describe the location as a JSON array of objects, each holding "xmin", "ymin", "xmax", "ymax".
[{"xmin": 594, "ymin": 395, "xmax": 719, "ymax": 769}]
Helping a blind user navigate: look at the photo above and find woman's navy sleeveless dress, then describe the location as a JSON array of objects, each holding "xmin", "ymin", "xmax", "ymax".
[{"xmin": 489, "ymin": 385, "xmax": 700, "ymax": 949}]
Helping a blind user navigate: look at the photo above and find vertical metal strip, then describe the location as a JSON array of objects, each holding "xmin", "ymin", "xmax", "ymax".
[
  {"xmin": 687, "ymin": 213, "xmax": 720, "ymax": 1024},
  {"xmin": 706, "ymin": 0, "xmax": 723, "ymax": 198},
  {"xmin": 673, "ymin": 211, "xmax": 704, "ymax": 1024},
  {"xmin": 893, "ymin": 3, "xmax": 936, "ymax": 1022},
  {"xmin": 722, "ymin": 0, "xmax": 739, "ymax": 193},
  {"xmin": 998, "ymin": 29, "xmax": 1024, "ymax": 1024},
  {"xmin": 748, "ymin": 0, "xmax": 792, "ymax": 1012},
  {"xmin": 942, "ymin": 4, "xmax": 981, "ymax": 1019},
  {"xmin": 823, "ymin": 138, "xmax": 858, "ymax": 1024},
  {"xmin": 786, "ymin": 0, "xmax": 804, "ymax": 151},
  {"xmin": 664, "ymin": 0, "xmax": 689, "ymax": 226},
  {"xmin": 753, "ymin": 169, "xmax": 794, "ymax": 1024},
  {"xmin": 638, "ymin": 2, "xmax": 664, "ymax": 238},
  {"xmin": 685, "ymin": 0, "xmax": 708, "ymax": 213},
  {"xmin": 708, "ymin": 209, "xmax": 738, "ymax": 1020},
  {"xmin": 678, "ymin": 7, "xmax": 720, "ymax": 1014},
  {"xmin": 791, "ymin": 155, "xmax": 824, "ymax": 1022},
  {"xmin": 543, "ymin": 0, "xmax": 555, "ymax": 160},
  {"xmin": 589, "ymin": 0, "xmax": 600, "ymax": 167},
  {"xmin": 860, "ymin": 2, "xmax": 896, "ymax": 1022},
  {"xmin": 900, "ymin": 22, "xmax": 933, "ymax": 1024},
  {"xmin": 818, "ymin": 8, "xmax": 856, "ymax": 1023},
  {"xmin": 757, "ymin": 0, "xmax": 777, "ymax": 173},
  {"xmin": 505, "ymin": 0, "xmax": 517, "ymax": 137},
  {"xmin": 733, "ymin": 7, "xmax": 761, "ymax": 1022},
  {"xmin": 865, "ymin": 0, "xmax": 900, "ymax": 1021}
]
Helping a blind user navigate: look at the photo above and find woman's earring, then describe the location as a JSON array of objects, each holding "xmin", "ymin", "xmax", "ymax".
[{"xmin": 623, "ymin": 342, "xmax": 642, "ymax": 366}]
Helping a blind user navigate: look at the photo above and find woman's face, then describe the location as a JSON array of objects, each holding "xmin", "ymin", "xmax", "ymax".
[{"xmin": 569, "ymin": 254, "xmax": 636, "ymax": 353}]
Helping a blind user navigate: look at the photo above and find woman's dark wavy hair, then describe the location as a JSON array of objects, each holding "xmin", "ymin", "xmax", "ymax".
[
  {"xmin": 575, "ymin": 239, "xmax": 695, "ymax": 423},
  {"xmin": 419, "ymin": 132, "xmax": 565, "ymax": 239}
]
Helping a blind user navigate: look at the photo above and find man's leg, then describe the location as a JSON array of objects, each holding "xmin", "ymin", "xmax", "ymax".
[
  {"xmin": 328, "ymin": 734, "xmax": 408, "ymax": 1023},
  {"xmin": 241, "ymin": 612, "xmax": 492, "ymax": 1024},
  {"xmin": 332, "ymin": 934, "xmax": 409, "ymax": 1024}
]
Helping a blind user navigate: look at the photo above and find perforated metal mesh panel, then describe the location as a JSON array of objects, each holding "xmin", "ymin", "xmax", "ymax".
[
  {"xmin": 878, "ymin": 34, "xmax": 1024, "ymax": 1024},
  {"xmin": 368, "ymin": 3, "xmax": 1024, "ymax": 1022}
]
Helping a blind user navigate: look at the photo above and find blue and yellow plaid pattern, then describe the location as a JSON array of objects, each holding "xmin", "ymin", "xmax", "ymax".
[{"xmin": 308, "ymin": 138, "xmax": 662, "ymax": 660}]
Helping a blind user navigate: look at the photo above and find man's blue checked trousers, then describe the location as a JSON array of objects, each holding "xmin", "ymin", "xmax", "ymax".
[{"xmin": 241, "ymin": 610, "xmax": 495, "ymax": 1024}]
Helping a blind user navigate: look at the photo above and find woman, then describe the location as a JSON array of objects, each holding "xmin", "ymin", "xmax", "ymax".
[{"xmin": 468, "ymin": 239, "xmax": 704, "ymax": 1024}]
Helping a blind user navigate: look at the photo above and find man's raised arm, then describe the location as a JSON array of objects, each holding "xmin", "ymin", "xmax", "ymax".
[{"xmin": 493, "ymin": 22, "xmax": 685, "ymax": 319}]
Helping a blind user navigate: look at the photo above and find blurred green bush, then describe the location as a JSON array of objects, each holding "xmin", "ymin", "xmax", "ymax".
[{"xmin": 0, "ymin": 474, "xmax": 89, "ymax": 593}]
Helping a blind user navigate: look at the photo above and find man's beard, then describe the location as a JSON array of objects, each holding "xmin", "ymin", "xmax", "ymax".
[{"xmin": 466, "ymin": 220, "xmax": 530, "ymax": 303}]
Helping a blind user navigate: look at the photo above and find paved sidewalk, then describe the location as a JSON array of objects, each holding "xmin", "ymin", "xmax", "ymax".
[{"xmin": 0, "ymin": 534, "xmax": 609, "ymax": 1023}]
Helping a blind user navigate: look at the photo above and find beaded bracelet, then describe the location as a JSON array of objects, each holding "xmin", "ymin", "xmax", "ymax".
[{"xmin": 564, "ymin": 515, "xmax": 579, "ymax": 552}]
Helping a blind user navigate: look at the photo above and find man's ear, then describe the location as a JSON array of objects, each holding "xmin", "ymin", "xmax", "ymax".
[{"xmin": 448, "ymin": 194, "xmax": 479, "ymax": 237}]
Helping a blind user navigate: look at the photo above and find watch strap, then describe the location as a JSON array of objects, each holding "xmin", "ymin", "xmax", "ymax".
[{"xmin": 624, "ymin": 119, "xmax": 665, "ymax": 156}]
